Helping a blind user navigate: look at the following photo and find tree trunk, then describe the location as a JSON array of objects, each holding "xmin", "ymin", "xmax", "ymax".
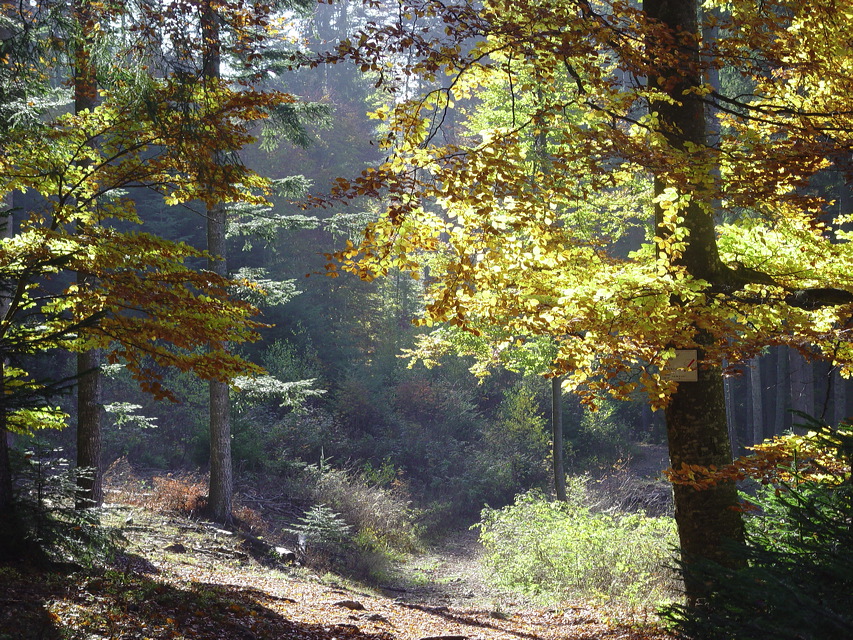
[
  {"xmin": 833, "ymin": 369, "xmax": 847, "ymax": 427},
  {"xmin": 749, "ymin": 356, "xmax": 763, "ymax": 445},
  {"xmin": 0, "ymin": 363, "xmax": 11, "ymax": 513},
  {"xmin": 73, "ymin": 0, "xmax": 103, "ymax": 510},
  {"xmin": 774, "ymin": 347, "xmax": 789, "ymax": 435},
  {"xmin": 202, "ymin": 2, "xmax": 232, "ymax": 524},
  {"xmin": 551, "ymin": 376, "xmax": 567, "ymax": 502},
  {"xmin": 645, "ymin": 0, "xmax": 745, "ymax": 603},
  {"xmin": 723, "ymin": 368, "xmax": 739, "ymax": 457},
  {"xmin": 789, "ymin": 349, "xmax": 814, "ymax": 424},
  {"xmin": 207, "ymin": 201, "xmax": 232, "ymax": 523},
  {"xmin": 76, "ymin": 351, "xmax": 103, "ymax": 508}
]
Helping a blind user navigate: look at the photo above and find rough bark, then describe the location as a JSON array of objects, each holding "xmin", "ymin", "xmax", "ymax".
[
  {"xmin": 645, "ymin": 0, "xmax": 745, "ymax": 603},
  {"xmin": 202, "ymin": 2, "xmax": 232, "ymax": 524},
  {"xmin": 551, "ymin": 376, "xmax": 567, "ymax": 502},
  {"xmin": 206, "ymin": 201, "xmax": 233, "ymax": 524},
  {"xmin": 73, "ymin": 0, "xmax": 103, "ymax": 510},
  {"xmin": 75, "ymin": 350, "xmax": 103, "ymax": 509}
]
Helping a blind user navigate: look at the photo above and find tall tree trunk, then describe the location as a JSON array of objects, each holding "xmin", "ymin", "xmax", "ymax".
[
  {"xmin": 207, "ymin": 202, "xmax": 232, "ymax": 523},
  {"xmin": 73, "ymin": 0, "xmax": 103, "ymax": 510},
  {"xmin": 749, "ymin": 356, "xmax": 763, "ymax": 445},
  {"xmin": 833, "ymin": 369, "xmax": 847, "ymax": 427},
  {"xmin": 723, "ymin": 368, "xmax": 739, "ymax": 456},
  {"xmin": 774, "ymin": 346, "xmax": 789, "ymax": 435},
  {"xmin": 202, "ymin": 1, "xmax": 232, "ymax": 524},
  {"xmin": 551, "ymin": 376, "xmax": 566, "ymax": 502},
  {"xmin": 645, "ymin": 0, "xmax": 744, "ymax": 603},
  {"xmin": 0, "ymin": 388, "xmax": 10, "ymax": 513},
  {"xmin": 789, "ymin": 349, "xmax": 814, "ymax": 423},
  {"xmin": 0, "ymin": 5, "xmax": 14, "ymax": 516}
]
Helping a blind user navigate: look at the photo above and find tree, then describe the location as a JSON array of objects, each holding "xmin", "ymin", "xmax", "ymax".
[
  {"xmin": 318, "ymin": 0, "xmax": 853, "ymax": 603},
  {"xmin": 0, "ymin": 0, "xmax": 306, "ymax": 522},
  {"xmin": 142, "ymin": 0, "xmax": 321, "ymax": 523},
  {"xmin": 72, "ymin": 0, "xmax": 103, "ymax": 510}
]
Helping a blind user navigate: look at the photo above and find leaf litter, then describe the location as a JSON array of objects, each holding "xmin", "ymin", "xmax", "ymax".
[{"xmin": 0, "ymin": 502, "xmax": 675, "ymax": 640}]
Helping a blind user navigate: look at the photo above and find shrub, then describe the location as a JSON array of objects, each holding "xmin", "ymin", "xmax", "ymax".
[
  {"xmin": 476, "ymin": 483, "xmax": 678, "ymax": 611},
  {"xmin": 281, "ymin": 460, "xmax": 419, "ymax": 553},
  {"xmin": 4, "ymin": 442, "xmax": 122, "ymax": 567},
  {"xmin": 148, "ymin": 474, "xmax": 208, "ymax": 516}
]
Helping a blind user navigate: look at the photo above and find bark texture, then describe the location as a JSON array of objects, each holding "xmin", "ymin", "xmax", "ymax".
[
  {"xmin": 202, "ymin": 1, "xmax": 232, "ymax": 524},
  {"xmin": 0, "ymin": 373, "xmax": 11, "ymax": 512},
  {"xmin": 645, "ymin": 0, "xmax": 745, "ymax": 603},
  {"xmin": 206, "ymin": 200, "xmax": 233, "ymax": 524},
  {"xmin": 76, "ymin": 350, "xmax": 103, "ymax": 509}
]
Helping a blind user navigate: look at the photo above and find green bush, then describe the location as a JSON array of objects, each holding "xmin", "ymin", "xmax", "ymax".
[{"xmin": 476, "ymin": 483, "xmax": 678, "ymax": 610}]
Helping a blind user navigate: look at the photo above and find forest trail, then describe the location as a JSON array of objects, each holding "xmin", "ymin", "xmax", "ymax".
[
  {"xmin": 0, "ymin": 503, "xmax": 673, "ymax": 639},
  {"xmin": 379, "ymin": 528, "xmax": 524, "ymax": 610}
]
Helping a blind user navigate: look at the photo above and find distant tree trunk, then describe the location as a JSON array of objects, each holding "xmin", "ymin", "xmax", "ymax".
[
  {"xmin": 748, "ymin": 357, "xmax": 763, "ymax": 445},
  {"xmin": 0, "ymin": 184, "xmax": 13, "ymax": 511},
  {"xmin": 202, "ymin": 1, "xmax": 232, "ymax": 524},
  {"xmin": 551, "ymin": 376, "xmax": 566, "ymax": 502},
  {"xmin": 774, "ymin": 347, "xmax": 789, "ymax": 435},
  {"xmin": 789, "ymin": 349, "xmax": 814, "ymax": 423},
  {"xmin": 834, "ymin": 370, "xmax": 847, "ymax": 426},
  {"xmin": 73, "ymin": 0, "xmax": 103, "ymax": 510},
  {"xmin": 0, "ymin": 367, "xmax": 11, "ymax": 514},
  {"xmin": 723, "ymin": 370, "xmax": 739, "ymax": 456},
  {"xmin": 645, "ymin": 0, "xmax": 744, "ymax": 604}
]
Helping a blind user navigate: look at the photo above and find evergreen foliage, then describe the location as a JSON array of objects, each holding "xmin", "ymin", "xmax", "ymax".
[{"xmin": 661, "ymin": 418, "xmax": 853, "ymax": 639}]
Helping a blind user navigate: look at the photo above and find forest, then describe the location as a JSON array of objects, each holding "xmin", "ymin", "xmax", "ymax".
[{"xmin": 1, "ymin": 1, "xmax": 852, "ymax": 639}]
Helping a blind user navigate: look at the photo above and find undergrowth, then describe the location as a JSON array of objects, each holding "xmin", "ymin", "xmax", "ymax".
[{"xmin": 476, "ymin": 479, "xmax": 679, "ymax": 613}]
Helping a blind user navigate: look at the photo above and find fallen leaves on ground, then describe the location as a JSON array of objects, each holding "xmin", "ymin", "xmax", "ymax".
[{"xmin": 0, "ymin": 505, "xmax": 676, "ymax": 640}]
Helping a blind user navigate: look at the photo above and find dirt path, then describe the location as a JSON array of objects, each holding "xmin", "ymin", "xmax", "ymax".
[
  {"xmin": 380, "ymin": 529, "xmax": 531, "ymax": 611},
  {"xmin": 0, "ymin": 502, "xmax": 675, "ymax": 639}
]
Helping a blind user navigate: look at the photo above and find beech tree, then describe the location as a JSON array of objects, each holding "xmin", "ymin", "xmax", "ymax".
[{"xmin": 319, "ymin": 0, "xmax": 853, "ymax": 602}]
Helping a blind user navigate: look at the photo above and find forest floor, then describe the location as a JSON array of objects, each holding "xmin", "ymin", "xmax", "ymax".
[{"xmin": 0, "ymin": 459, "xmax": 676, "ymax": 640}]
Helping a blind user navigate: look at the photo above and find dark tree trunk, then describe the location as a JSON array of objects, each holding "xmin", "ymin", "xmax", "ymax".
[
  {"xmin": 833, "ymin": 369, "xmax": 847, "ymax": 427},
  {"xmin": 749, "ymin": 357, "xmax": 763, "ymax": 445},
  {"xmin": 76, "ymin": 351, "xmax": 103, "ymax": 509},
  {"xmin": 202, "ymin": 3, "xmax": 232, "ymax": 524},
  {"xmin": 645, "ymin": 0, "xmax": 745, "ymax": 603},
  {"xmin": 774, "ymin": 347, "xmax": 790, "ymax": 435},
  {"xmin": 73, "ymin": 0, "xmax": 103, "ymax": 510},
  {"xmin": 0, "ymin": 371, "xmax": 11, "ymax": 513},
  {"xmin": 723, "ymin": 369, "xmax": 739, "ymax": 456},
  {"xmin": 552, "ymin": 376, "xmax": 567, "ymax": 502},
  {"xmin": 789, "ymin": 349, "xmax": 814, "ymax": 423}
]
